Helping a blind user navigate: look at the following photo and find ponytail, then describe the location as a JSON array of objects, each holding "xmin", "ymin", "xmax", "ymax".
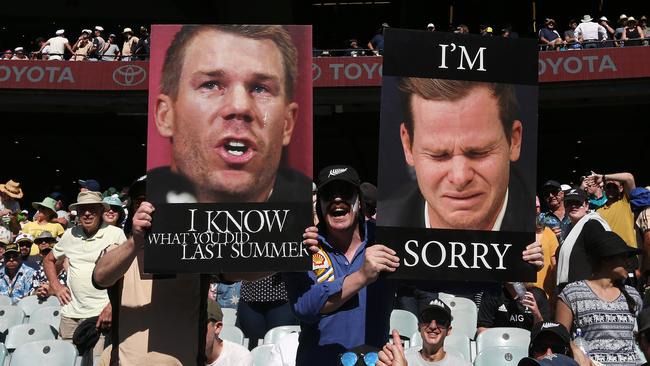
[{"xmin": 615, "ymin": 280, "xmax": 637, "ymax": 314}]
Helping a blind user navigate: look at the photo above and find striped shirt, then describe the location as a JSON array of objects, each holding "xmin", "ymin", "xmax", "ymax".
[{"xmin": 559, "ymin": 280, "xmax": 641, "ymax": 366}]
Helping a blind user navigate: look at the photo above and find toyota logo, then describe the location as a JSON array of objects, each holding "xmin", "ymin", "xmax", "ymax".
[{"xmin": 112, "ymin": 65, "xmax": 147, "ymax": 86}]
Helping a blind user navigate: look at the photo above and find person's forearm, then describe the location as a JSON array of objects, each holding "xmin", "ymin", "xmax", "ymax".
[
  {"xmin": 43, "ymin": 253, "xmax": 62, "ymax": 291},
  {"xmin": 320, "ymin": 271, "xmax": 368, "ymax": 314},
  {"xmin": 603, "ymin": 172, "xmax": 635, "ymax": 192},
  {"xmin": 93, "ymin": 237, "xmax": 139, "ymax": 288}
]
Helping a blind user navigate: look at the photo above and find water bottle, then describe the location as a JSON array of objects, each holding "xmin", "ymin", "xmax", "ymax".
[{"xmin": 574, "ymin": 328, "xmax": 590, "ymax": 357}]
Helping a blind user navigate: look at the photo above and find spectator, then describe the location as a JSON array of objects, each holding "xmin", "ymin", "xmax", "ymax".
[
  {"xmin": 101, "ymin": 34, "xmax": 120, "ymax": 61},
  {"xmin": 535, "ymin": 213, "xmax": 559, "ymax": 299},
  {"xmin": 0, "ymin": 179, "xmax": 22, "ymax": 215},
  {"xmin": 38, "ymin": 29, "xmax": 73, "ymax": 61},
  {"xmin": 43, "ymin": 191, "xmax": 125, "ymax": 357},
  {"xmin": 556, "ymin": 231, "xmax": 642, "ymax": 366},
  {"xmin": 615, "ymin": 14, "xmax": 628, "ymax": 45},
  {"xmin": 538, "ymin": 19, "xmax": 564, "ymax": 50},
  {"xmin": 346, "ymin": 39, "xmax": 365, "ymax": 57},
  {"xmin": 120, "ymin": 28, "xmax": 139, "ymax": 61},
  {"xmin": 574, "ymin": 15, "xmax": 608, "ymax": 49},
  {"xmin": 31, "ymin": 230, "xmax": 66, "ymax": 300},
  {"xmin": 101, "ymin": 195, "xmax": 124, "ymax": 227},
  {"xmin": 590, "ymin": 172, "xmax": 637, "ymax": 248},
  {"xmin": 622, "ymin": 17, "xmax": 645, "ymax": 47},
  {"xmin": 15, "ymin": 233, "xmax": 39, "ymax": 270},
  {"xmin": 205, "ymin": 299, "xmax": 252, "ymax": 366},
  {"xmin": 89, "ymin": 25, "xmax": 106, "ymax": 60},
  {"xmin": 284, "ymin": 165, "xmax": 399, "ymax": 366},
  {"xmin": 525, "ymin": 321, "xmax": 573, "ymax": 360},
  {"xmin": 454, "ymin": 24, "xmax": 470, "ymax": 34},
  {"xmin": 640, "ymin": 16, "xmax": 650, "ymax": 44},
  {"xmin": 368, "ymin": 23, "xmax": 389, "ymax": 55},
  {"xmin": 502, "ymin": 25, "xmax": 519, "ymax": 38},
  {"xmin": 0, "ymin": 242, "xmax": 36, "ymax": 304},
  {"xmin": 378, "ymin": 298, "xmax": 471, "ymax": 366},
  {"xmin": 483, "ymin": 26, "xmax": 494, "ymax": 36},
  {"xmin": 11, "ymin": 47, "xmax": 27, "ymax": 60},
  {"xmin": 49, "ymin": 191, "xmax": 70, "ymax": 227},
  {"xmin": 79, "ymin": 178, "xmax": 101, "ymax": 192},
  {"xmin": 598, "ymin": 17, "xmax": 616, "ymax": 41},
  {"xmin": 32, "ymin": 231, "xmax": 56, "ymax": 266},
  {"xmin": 631, "ymin": 187, "xmax": 650, "ymax": 289},
  {"xmin": 35, "ymin": 37, "xmax": 50, "ymax": 60},
  {"xmin": 580, "ymin": 174, "xmax": 607, "ymax": 210},
  {"xmin": 426, "ymin": 23, "xmax": 435, "ymax": 32},
  {"xmin": 564, "ymin": 20, "xmax": 581, "ymax": 49},
  {"xmin": 71, "ymin": 29, "xmax": 93, "ymax": 61},
  {"xmin": 133, "ymin": 26, "xmax": 150, "ymax": 60},
  {"xmin": 518, "ymin": 354, "xmax": 580, "ymax": 366},
  {"xmin": 556, "ymin": 188, "xmax": 610, "ymax": 287},
  {"xmin": 539, "ymin": 180, "xmax": 571, "ymax": 241},
  {"xmin": 2, "ymin": 50, "xmax": 12, "ymax": 60},
  {"xmin": 21, "ymin": 196, "xmax": 65, "ymax": 239},
  {"xmin": 477, "ymin": 282, "xmax": 549, "ymax": 333}
]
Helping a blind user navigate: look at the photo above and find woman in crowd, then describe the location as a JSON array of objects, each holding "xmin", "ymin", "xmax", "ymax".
[
  {"xmin": 556, "ymin": 231, "xmax": 642, "ymax": 366},
  {"xmin": 102, "ymin": 195, "xmax": 125, "ymax": 228}
]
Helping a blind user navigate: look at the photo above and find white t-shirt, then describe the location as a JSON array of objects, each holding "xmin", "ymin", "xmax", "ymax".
[
  {"xmin": 47, "ymin": 36, "xmax": 69, "ymax": 59},
  {"xmin": 405, "ymin": 350, "xmax": 471, "ymax": 366},
  {"xmin": 207, "ymin": 339, "xmax": 252, "ymax": 366}
]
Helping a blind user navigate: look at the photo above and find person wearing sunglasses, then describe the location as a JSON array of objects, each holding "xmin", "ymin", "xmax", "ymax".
[
  {"xmin": 0, "ymin": 242, "xmax": 36, "ymax": 304},
  {"xmin": 377, "ymin": 298, "xmax": 470, "ymax": 366},
  {"xmin": 284, "ymin": 165, "xmax": 400, "ymax": 366}
]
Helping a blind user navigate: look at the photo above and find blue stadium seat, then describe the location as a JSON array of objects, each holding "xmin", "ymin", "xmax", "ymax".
[
  {"xmin": 446, "ymin": 297, "xmax": 478, "ymax": 339},
  {"xmin": 250, "ymin": 344, "xmax": 275, "ymax": 366},
  {"xmin": 0, "ymin": 295, "xmax": 11, "ymax": 307},
  {"xmin": 222, "ymin": 308, "xmax": 237, "ymax": 326},
  {"xmin": 28, "ymin": 305, "xmax": 61, "ymax": 336},
  {"xmin": 10, "ymin": 340, "xmax": 77, "ymax": 366},
  {"xmin": 390, "ymin": 309, "xmax": 419, "ymax": 345},
  {"xmin": 16, "ymin": 295, "xmax": 57, "ymax": 317},
  {"xmin": 0, "ymin": 305, "xmax": 25, "ymax": 334}
]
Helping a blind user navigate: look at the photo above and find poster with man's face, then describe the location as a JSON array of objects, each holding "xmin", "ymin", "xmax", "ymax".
[
  {"xmin": 377, "ymin": 29, "xmax": 538, "ymax": 282},
  {"xmin": 144, "ymin": 25, "xmax": 313, "ymax": 273}
]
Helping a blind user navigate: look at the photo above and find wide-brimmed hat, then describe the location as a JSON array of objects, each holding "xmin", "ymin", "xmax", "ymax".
[
  {"xmin": 69, "ymin": 191, "xmax": 109, "ymax": 212},
  {"xmin": 55, "ymin": 29, "xmax": 65, "ymax": 36},
  {"xmin": 0, "ymin": 180, "xmax": 24, "ymax": 199},
  {"xmin": 581, "ymin": 15, "xmax": 593, "ymax": 22},
  {"xmin": 588, "ymin": 231, "xmax": 640, "ymax": 258},
  {"xmin": 627, "ymin": 17, "xmax": 638, "ymax": 25},
  {"xmin": 14, "ymin": 233, "xmax": 34, "ymax": 245},
  {"xmin": 122, "ymin": 27, "xmax": 133, "ymax": 34},
  {"xmin": 32, "ymin": 197, "xmax": 57, "ymax": 215},
  {"xmin": 34, "ymin": 231, "xmax": 57, "ymax": 245}
]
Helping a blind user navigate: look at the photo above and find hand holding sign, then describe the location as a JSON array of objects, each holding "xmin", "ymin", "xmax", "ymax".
[
  {"xmin": 522, "ymin": 239, "xmax": 544, "ymax": 270},
  {"xmin": 361, "ymin": 245, "xmax": 400, "ymax": 284},
  {"xmin": 133, "ymin": 201, "xmax": 154, "ymax": 249}
]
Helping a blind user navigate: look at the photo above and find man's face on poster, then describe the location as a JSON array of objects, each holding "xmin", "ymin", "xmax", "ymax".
[
  {"xmin": 156, "ymin": 29, "xmax": 298, "ymax": 202},
  {"xmin": 400, "ymin": 86, "xmax": 522, "ymax": 230}
]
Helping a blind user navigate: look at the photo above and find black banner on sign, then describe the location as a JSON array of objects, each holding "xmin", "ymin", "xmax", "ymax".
[
  {"xmin": 382, "ymin": 28, "xmax": 538, "ymax": 85},
  {"xmin": 377, "ymin": 226, "xmax": 536, "ymax": 282},
  {"xmin": 144, "ymin": 202, "xmax": 312, "ymax": 273}
]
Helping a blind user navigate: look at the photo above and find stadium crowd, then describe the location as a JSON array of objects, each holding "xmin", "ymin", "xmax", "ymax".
[
  {"xmin": 1, "ymin": 11, "xmax": 649, "ymax": 62},
  {"xmin": 0, "ymin": 168, "xmax": 649, "ymax": 365}
]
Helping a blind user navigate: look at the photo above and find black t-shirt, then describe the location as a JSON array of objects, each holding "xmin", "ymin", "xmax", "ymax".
[{"xmin": 477, "ymin": 286, "xmax": 549, "ymax": 331}]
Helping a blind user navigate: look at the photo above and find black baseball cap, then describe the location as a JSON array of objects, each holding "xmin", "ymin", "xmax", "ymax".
[
  {"xmin": 563, "ymin": 188, "xmax": 588, "ymax": 204},
  {"xmin": 317, "ymin": 165, "xmax": 361, "ymax": 191},
  {"xmin": 519, "ymin": 354, "xmax": 579, "ymax": 366},
  {"xmin": 529, "ymin": 322, "xmax": 570, "ymax": 356},
  {"xmin": 419, "ymin": 298, "xmax": 453, "ymax": 323},
  {"xmin": 542, "ymin": 180, "xmax": 561, "ymax": 190},
  {"xmin": 588, "ymin": 230, "xmax": 640, "ymax": 258}
]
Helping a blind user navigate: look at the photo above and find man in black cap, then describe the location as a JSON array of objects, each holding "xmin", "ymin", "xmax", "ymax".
[
  {"xmin": 284, "ymin": 165, "xmax": 400, "ymax": 366},
  {"xmin": 556, "ymin": 188, "xmax": 611, "ymax": 287},
  {"xmin": 0, "ymin": 242, "xmax": 36, "ymax": 304},
  {"xmin": 539, "ymin": 180, "xmax": 571, "ymax": 241}
]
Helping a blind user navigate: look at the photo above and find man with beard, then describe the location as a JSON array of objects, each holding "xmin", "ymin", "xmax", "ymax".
[
  {"xmin": 284, "ymin": 165, "xmax": 400, "ymax": 366},
  {"xmin": 43, "ymin": 191, "xmax": 126, "ymax": 357}
]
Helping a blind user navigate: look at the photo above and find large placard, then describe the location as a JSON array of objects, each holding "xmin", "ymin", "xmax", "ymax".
[
  {"xmin": 144, "ymin": 24, "xmax": 313, "ymax": 273},
  {"xmin": 377, "ymin": 28, "xmax": 538, "ymax": 282}
]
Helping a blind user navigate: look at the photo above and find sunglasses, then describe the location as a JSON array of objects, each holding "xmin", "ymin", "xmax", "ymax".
[
  {"xmin": 340, "ymin": 351, "xmax": 378, "ymax": 366},
  {"xmin": 4, "ymin": 255, "xmax": 19, "ymax": 262},
  {"xmin": 532, "ymin": 343, "xmax": 569, "ymax": 356},
  {"xmin": 419, "ymin": 314, "xmax": 451, "ymax": 328}
]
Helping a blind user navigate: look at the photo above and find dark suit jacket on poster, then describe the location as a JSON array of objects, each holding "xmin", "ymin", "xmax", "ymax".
[
  {"xmin": 146, "ymin": 166, "xmax": 311, "ymax": 204},
  {"xmin": 379, "ymin": 166, "xmax": 534, "ymax": 232}
]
